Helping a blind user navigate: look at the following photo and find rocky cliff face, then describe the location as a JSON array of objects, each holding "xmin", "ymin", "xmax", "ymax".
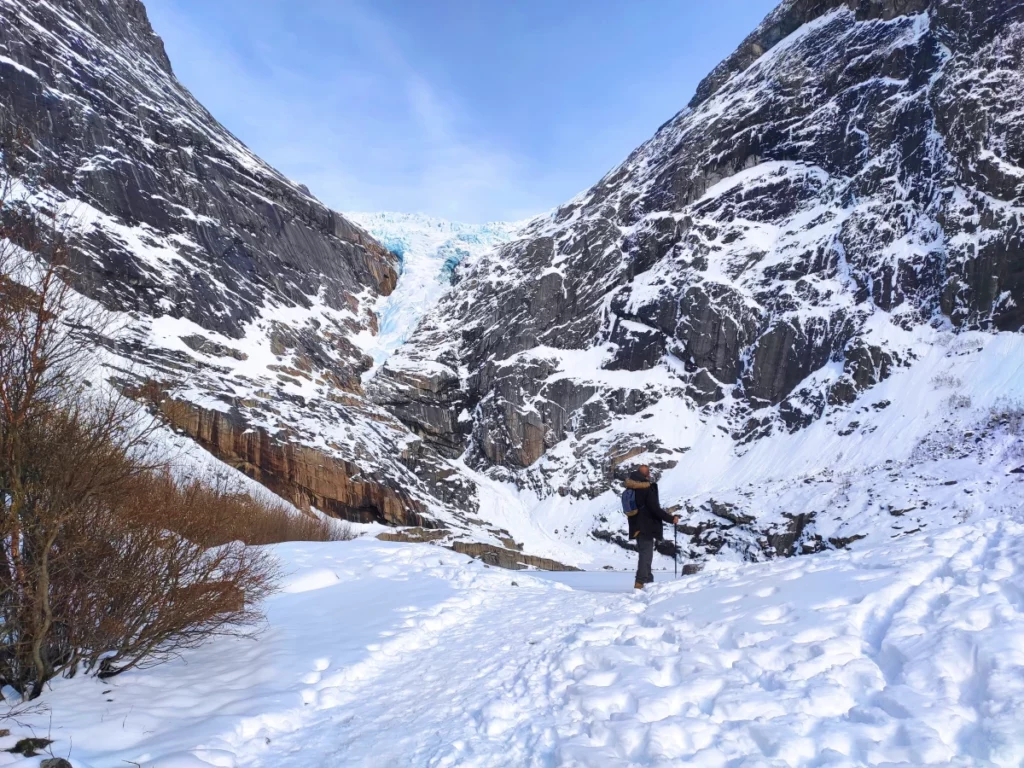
[
  {"xmin": 0, "ymin": 0, "xmax": 395, "ymax": 337},
  {"xmin": 0, "ymin": 0, "xmax": 469, "ymax": 530},
  {"xmin": 376, "ymin": 0, "xmax": 1023, "ymax": 497},
  {"xmin": 3, "ymin": 0, "xmax": 1022, "ymax": 570}
]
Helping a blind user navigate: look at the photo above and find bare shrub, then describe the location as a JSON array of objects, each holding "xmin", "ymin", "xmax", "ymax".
[
  {"xmin": 986, "ymin": 400, "xmax": 1024, "ymax": 464},
  {"xmin": 947, "ymin": 336, "xmax": 985, "ymax": 356},
  {"xmin": 151, "ymin": 471, "xmax": 354, "ymax": 546},
  {"xmin": 989, "ymin": 399, "xmax": 1024, "ymax": 435},
  {"xmin": 73, "ymin": 464, "xmax": 279, "ymax": 679},
  {"xmin": 0, "ymin": 145, "xmax": 279, "ymax": 697},
  {"xmin": 931, "ymin": 371, "xmax": 963, "ymax": 390},
  {"xmin": 946, "ymin": 393, "xmax": 972, "ymax": 410}
]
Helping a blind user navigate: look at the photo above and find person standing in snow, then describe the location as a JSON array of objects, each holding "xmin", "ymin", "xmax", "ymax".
[{"xmin": 625, "ymin": 465, "xmax": 679, "ymax": 590}]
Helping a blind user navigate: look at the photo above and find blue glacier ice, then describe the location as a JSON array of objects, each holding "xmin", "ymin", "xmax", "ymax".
[{"xmin": 346, "ymin": 212, "xmax": 523, "ymax": 376}]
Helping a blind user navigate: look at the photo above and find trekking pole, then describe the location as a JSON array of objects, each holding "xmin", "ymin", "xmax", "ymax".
[{"xmin": 674, "ymin": 524, "xmax": 678, "ymax": 579}]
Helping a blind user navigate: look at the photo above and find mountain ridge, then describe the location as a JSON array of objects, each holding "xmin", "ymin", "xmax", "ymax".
[
  {"xmin": 372, "ymin": 0, "xmax": 1024, "ymax": 566},
  {"xmin": 1, "ymin": 0, "xmax": 1021, "ymax": 570}
]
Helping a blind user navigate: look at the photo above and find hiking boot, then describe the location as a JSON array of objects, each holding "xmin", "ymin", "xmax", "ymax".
[{"xmin": 634, "ymin": 581, "xmax": 644, "ymax": 590}]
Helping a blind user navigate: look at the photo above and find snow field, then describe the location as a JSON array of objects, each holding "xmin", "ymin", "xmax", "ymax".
[
  {"xmin": 544, "ymin": 520, "xmax": 1024, "ymax": 767},
  {"xmin": 470, "ymin": 329, "xmax": 1024, "ymax": 571},
  {"xmin": 4, "ymin": 516, "xmax": 1023, "ymax": 767}
]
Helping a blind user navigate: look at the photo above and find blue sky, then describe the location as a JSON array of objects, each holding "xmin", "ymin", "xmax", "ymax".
[{"xmin": 145, "ymin": 0, "xmax": 779, "ymax": 223}]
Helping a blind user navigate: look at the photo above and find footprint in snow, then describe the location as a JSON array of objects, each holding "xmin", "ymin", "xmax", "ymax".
[
  {"xmin": 301, "ymin": 657, "xmax": 332, "ymax": 685},
  {"xmin": 812, "ymin": 595, "xmax": 863, "ymax": 610},
  {"xmin": 755, "ymin": 605, "xmax": 791, "ymax": 624}
]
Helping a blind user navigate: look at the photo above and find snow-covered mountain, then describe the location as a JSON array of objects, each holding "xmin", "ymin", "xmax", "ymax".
[
  {"xmin": 344, "ymin": 212, "xmax": 524, "ymax": 374},
  {"xmin": 373, "ymin": 0, "xmax": 1024, "ymax": 567},
  {"xmin": 0, "ymin": 0, "xmax": 481, "ymax": 533},
  {"xmin": 1, "ymin": 0, "xmax": 1022, "ymax": 572}
]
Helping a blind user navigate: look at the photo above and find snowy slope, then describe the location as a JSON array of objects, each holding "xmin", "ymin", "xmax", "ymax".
[
  {"xmin": 405, "ymin": 327, "xmax": 1024, "ymax": 573},
  {"xmin": 5, "ymin": 513, "xmax": 1024, "ymax": 766},
  {"xmin": 344, "ymin": 212, "xmax": 525, "ymax": 373},
  {"xmin": 369, "ymin": 0, "xmax": 1024, "ymax": 566}
]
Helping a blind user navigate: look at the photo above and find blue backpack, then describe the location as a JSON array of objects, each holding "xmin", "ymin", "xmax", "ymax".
[{"xmin": 621, "ymin": 488, "xmax": 638, "ymax": 517}]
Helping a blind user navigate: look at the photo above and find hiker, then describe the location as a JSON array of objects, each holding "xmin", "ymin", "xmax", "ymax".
[{"xmin": 623, "ymin": 465, "xmax": 679, "ymax": 590}]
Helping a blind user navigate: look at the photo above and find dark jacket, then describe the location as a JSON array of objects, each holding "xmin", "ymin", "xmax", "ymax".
[{"xmin": 625, "ymin": 471, "xmax": 676, "ymax": 540}]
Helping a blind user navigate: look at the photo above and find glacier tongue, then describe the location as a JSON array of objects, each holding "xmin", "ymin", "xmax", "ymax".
[{"xmin": 345, "ymin": 212, "xmax": 526, "ymax": 376}]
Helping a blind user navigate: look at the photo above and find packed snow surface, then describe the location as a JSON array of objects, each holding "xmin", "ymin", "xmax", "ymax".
[
  {"xmin": 345, "ymin": 212, "xmax": 524, "ymax": 374},
  {"xmin": 6, "ymin": 516, "xmax": 1024, "ymax": 767}
]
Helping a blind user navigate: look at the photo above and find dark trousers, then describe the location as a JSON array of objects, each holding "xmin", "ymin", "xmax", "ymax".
[{"xmin": 635, "ymin": 535, "xmax": 655, "ymax": 584}]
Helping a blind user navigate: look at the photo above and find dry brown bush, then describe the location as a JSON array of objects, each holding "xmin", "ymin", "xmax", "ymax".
[
  {"xmin": 0, "ymin": 133, "xmax": 282, "ymax": 698},
  {"xmin": 149, "ymin": 471, "xmax": 354, "ymax": 546}
]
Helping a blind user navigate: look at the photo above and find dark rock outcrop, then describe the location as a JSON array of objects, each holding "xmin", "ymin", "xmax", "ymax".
[
  {"xmin": 762, "ymin": 513, "xmax": 822, "ymax": 557},
  {"xmin": 377, "ymin": 0, "xmax": 1024, "ymax": 504},
  {"xmin": 377, "ymin": 528, "xmax": 451, "ymax": 544},
  {"xmin": 449, "ymin": 542, "xmax": 579, "ymax": 572},
  {"xmin": 0, "ymin": 0, "xmax": 482, "ymax": 533}
]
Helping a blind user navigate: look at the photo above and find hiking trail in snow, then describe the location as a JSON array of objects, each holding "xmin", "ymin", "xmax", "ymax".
[{"xmin": 5, "ymin": 516, "xmax": 1024, "ymax": 767}]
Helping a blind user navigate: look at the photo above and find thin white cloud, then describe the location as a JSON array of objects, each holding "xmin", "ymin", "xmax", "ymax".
[{"xmin": 148, "ymin": 0, "xmax": 545, "ymax": 223}]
